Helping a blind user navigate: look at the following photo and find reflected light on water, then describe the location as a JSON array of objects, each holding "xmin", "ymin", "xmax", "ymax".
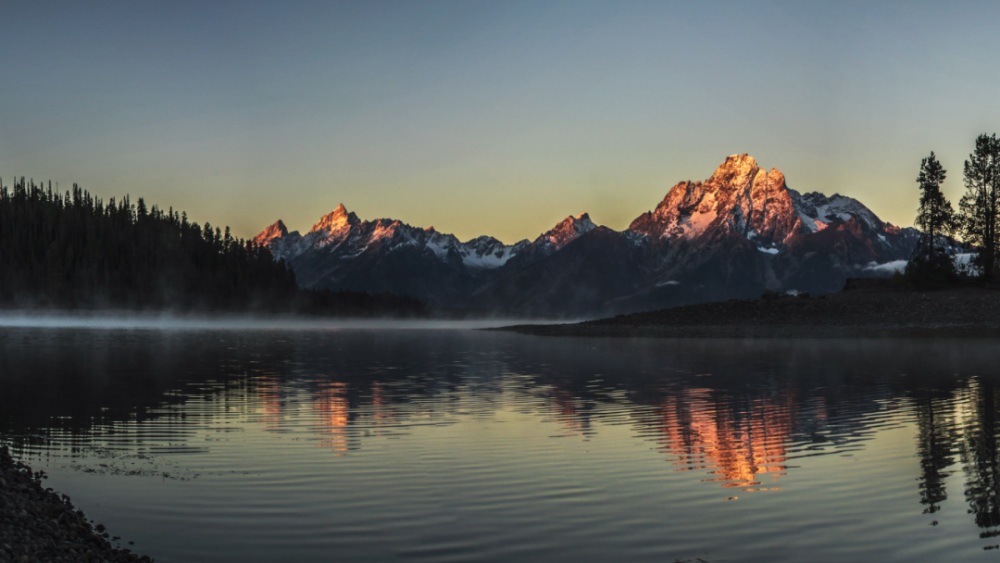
[
  {"xmin": 653, "ymin": 387, "xmax": 797, "ymax": 490},
  {"xmin": 313, "ymin": 382, "xmax": 351, "ymax": 452},
  {"xmin": 3, "ymin": 329, "xmax": 1000, "ymax": 562}
]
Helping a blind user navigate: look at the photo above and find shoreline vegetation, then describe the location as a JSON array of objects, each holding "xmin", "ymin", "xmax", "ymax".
[
  {"xmin": 0, "ymin": 446, "xmax": 153, "ymax": 563},
  {"xmin": 0, "ymin": 178, "xmax": 431, "ymax": 318},
  {"xmin": 495, "ymin": 278, "xmax": 1000, "ymax": 339}
]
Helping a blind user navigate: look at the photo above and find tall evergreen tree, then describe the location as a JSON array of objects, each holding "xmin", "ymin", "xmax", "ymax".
[
  {"xmin": 915, "ymin": 152, "xmax": 955, "ymax": 246},
  {"xmin": 906, "ymin": 151, "xmax": 957, "ymax": 285},
  {"xmin": 958, "ymin": 134, "xmax": 1000, "ymax": 281}
]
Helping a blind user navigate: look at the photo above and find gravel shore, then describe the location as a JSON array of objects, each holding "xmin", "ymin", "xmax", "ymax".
[
  {"xmin": 0, "ymin": 447, "xmax": 153, "ymax": 563},
  {"xmin": 496, "ymin": 282, "xmax": 1000, "ymax": 339}
]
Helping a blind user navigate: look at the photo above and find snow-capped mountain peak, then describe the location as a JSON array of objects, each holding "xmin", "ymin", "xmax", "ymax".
[
  {"xmin": 628, "ymin": 154, "xmax": 798, "ymax": 244},
  {"xmin": 627, "ymin": 154, "xmax": 895, "ymax": 248},
  {"xmin": 536, "ymin": 212, "xmax": 597, "ymax": 251}
]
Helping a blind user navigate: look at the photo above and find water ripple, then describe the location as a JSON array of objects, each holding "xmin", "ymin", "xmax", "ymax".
[{"xmin": 3, "ymin": 329, "xmax": 1000, "ymax": 561}]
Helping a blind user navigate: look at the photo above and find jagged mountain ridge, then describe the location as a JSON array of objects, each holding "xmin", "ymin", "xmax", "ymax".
[
  {"xmin": 253, "ymin": 202, "xmax": 600, "ymax": 306},
  {"xmin": 255, "ymin": 154, "xmax": 932, "ymax": 315}
]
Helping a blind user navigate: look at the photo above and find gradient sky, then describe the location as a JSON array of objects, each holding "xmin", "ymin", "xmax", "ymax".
[{"xmin": 4, "ymin": 1, "xmax": 1000, "ymax": 243}]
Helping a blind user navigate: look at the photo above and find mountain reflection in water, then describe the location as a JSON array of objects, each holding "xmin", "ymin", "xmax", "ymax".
[{"xmin": 3, "ymin": 328, "xmax": 1000, "ymax": 561}]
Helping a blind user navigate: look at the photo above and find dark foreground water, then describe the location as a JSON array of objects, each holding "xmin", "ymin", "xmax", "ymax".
[{"xmin": 2, "ymin": 326, "xmax": 1000, "ymax": 562}]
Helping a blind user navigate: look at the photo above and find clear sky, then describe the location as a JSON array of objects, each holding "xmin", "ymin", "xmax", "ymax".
[{"xmin": 3, "ymin": 1, "xmax": 999, "ymax": 243}]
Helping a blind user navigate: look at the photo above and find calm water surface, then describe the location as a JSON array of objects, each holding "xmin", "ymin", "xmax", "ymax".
[{"xmin": 2, "ymin": 326, "xmax": 1000, "ymax": 562}]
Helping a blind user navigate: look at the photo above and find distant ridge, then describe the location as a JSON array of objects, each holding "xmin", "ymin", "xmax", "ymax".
[{"xmin": 255, "ymin": 155, "xmax": 962, "ymax": 316}]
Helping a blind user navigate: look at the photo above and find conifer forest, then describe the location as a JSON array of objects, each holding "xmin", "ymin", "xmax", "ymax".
[{"xmin": 0, "ymin": 178, "xmax": 427, "ymax": 316}]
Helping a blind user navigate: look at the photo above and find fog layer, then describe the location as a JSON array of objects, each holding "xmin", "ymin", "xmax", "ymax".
[{"xmin": 0, "ymin": 313, "xmax": 565, "ymax": 331}]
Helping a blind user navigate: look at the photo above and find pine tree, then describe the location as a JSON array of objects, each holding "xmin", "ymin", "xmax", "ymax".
[
  {"xmin": 916, "ymin": 152, "xmax": 954, "ymax": 244},
  {"xmin": 907, "ymin": 152, "xmax": 957, "ymax": 285},
  {"xmin": 958, "ymin": 134, "xmax": 1000, "ymax": 281}
]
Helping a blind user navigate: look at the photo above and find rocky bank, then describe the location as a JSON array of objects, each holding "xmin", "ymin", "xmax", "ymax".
[{"xmin": 0, "ymin": 447, "xmax": 153, "ymax": 563}]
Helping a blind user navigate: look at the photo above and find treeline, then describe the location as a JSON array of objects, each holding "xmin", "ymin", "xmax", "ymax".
[
  {"xmin": 907, "ymin": 133, "xmax": 1000, "ymax": 286},
  {"xmin": 0, "ymin": 177, "xmax": 428, "ymax": 316}
]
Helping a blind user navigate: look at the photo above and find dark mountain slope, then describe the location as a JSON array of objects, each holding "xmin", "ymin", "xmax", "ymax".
[{"xmin": 474, "ymin": 227, "xmax": 650, "ymax": 316}]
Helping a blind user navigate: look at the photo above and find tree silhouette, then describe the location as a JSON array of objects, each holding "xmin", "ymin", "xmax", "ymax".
[
  {"xmin": 914, "ymin": 396, "xmax": 956, "ymax": 514},
  {"xmin": 906, "ymin": 152, "xmax": 957, "ymax": 285},
  {"xmin": 960, "ymin": 382, "xmax": 1000, "ymax": 533},
  {"xmin": 958, "ymin": 134, "xmax": 1000, "ymax": 282}
]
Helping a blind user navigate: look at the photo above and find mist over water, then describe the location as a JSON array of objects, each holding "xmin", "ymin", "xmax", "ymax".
[
  {"xmin": 3, "ymin": 328, "xmax": 1000, "ymax": 562},
  {"xmin": 0, "ymin": 313, "xmax": 560, "ymax": 331}
]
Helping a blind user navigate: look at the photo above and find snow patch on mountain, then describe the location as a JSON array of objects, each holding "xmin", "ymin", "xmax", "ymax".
[
  {"xmin": 679, "ymin": 208, "xmax": 718, "ymax": 238},
  {"xmin": 424, "ymin": 238, "xmax": 452, "ymax": 260},
  {"xmin": 458, "ymin": 236, "xmax": 529, "ymax": 268},
  {"xmin": 790, "ymin": 191, "xmax": 883, "ymax": 233},
  {"xmin": 461, "ymin": 245, "xmax": 518, "ymax": 268}
]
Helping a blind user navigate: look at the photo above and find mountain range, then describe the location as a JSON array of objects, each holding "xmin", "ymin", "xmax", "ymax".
[{"xmin": 254, "ymin": 154, "xmax": 943, "ymax": 316}]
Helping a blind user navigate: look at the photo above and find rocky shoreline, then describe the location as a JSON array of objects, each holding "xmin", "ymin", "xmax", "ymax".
[
  {"xmin": 497, "ymin": 281, "xmax": 1000, "ymax": 339},
  {"xmin": 0, "ymin": 447, "xmax": 153, "ymax": 563}
]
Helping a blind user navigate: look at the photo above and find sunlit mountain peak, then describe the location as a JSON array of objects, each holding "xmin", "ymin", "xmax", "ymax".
[
  {"xmin": 707, "ymin": 153, "xmax": 760, "ymax": 188},
  {"xmin": 536, "ymin": 212, "xmax": 597, "ymax": 251},
  {"xmin": 310, "ymin": 203, "xmax": 360, "ymax": 234},
  {"xmin": 252, "ymin": 219, "xmax": 288, "ymax": 247}
]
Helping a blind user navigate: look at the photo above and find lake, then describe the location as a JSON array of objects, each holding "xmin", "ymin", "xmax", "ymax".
[{"xmin": 2, "ymin": 324, "xmax": 1000, "ymax": 562}]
